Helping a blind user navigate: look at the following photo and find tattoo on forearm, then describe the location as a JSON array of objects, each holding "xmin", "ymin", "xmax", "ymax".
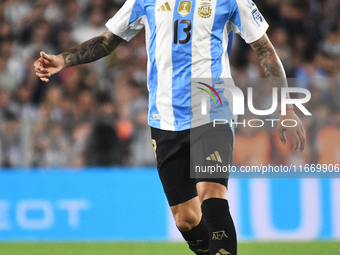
[
  {"xmin": 250, "ymin": 35, "xmax": 287, "ymax": 88},
  {"xmin": 61, "ymin": 30, "xmax": 123, "ymax": 68}
]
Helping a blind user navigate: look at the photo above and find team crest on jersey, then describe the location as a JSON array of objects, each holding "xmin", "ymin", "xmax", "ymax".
[
  {"xmin": 198, "ymin": 0, "xmax": 212, "ymax": 19},
  {"xmin": 178, "ymin": 1, "xmax": 191, "ymax": 17}
]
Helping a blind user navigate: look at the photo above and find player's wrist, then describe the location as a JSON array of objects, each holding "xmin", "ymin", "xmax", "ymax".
[{"xmin": 56, "ymin": 54, "xmax": 67, "ymax": 69}]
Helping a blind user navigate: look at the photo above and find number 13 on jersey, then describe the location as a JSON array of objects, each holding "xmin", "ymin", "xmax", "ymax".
[{"xmin": 173, "ymin": 19, "xmax": 192, "ymax": 44}]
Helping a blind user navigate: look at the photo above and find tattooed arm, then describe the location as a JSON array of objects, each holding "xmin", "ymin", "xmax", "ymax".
[
  {"xmin": 34, "ymin": 30, "xmax": 123, "ymax": 82},
  {"xmin": 249, "ymin": 34, "xmax": 287, "ymax": 88},
  {"xmin": 250, "ymin": 34, "xmax": 306, "ymax": 152}
]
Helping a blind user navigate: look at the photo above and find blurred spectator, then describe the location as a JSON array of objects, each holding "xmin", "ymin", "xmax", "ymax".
[
  {"xmin": 4, "ymin": 0, "xmax": 32, "ymax": 33},
  {"xmin": 41, "ymin": 122, "xmax": 70, "ymax": 167},
  {"xmin": 128, "ymin": 81, "xmax": 155, "ymax": 166},
  {"xmin": 295, "ymin": 56, "xmax": 327, "ymax": 90},
  {"xmin": 84, "ymin": 121, "xmax": 125, "ymax": 166},
  {"xmin": 0, "ymin": 46, "xmax": 20, "ymax": 91},
  {"xmin": 270, "ymin": 27, "xmax": 292, "ymax": 73},
  {"xmin": 320, "ymin": 23, "xmax": 340, "ymax": 58},
  {"xmin": 0, "ymin": 37, "xmax": 26, "ymax": 86},
  {"xmin": 19, "ymin": 18, "xmax": 55, "ymax": 62},
  {"xmin": 71, "ymin": 7, "xmax": 106, "ymax": 44},
  {"xmin": 0, "ymin": 110, "xmax": 22, "ymax": 167},
  {"xmin": 69, "ymin": 121, "xmax": 92, "ymax": 167},
  {"xmin": 0, "ymin": 89, "xmax": 17, "ymax": 122},
  {"xmin": 12, "ymin": 85, "xmax": 36, "ymax": 119}
]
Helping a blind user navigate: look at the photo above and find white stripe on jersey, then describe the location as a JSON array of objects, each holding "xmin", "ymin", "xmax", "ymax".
[
  {"xmin": 144, "ymin": 17, "xmax": 151, "ymax": 91},
  {"xmin": 190, "ymin": 0, "xmax": 218, "ymax": 126},
  {"xmin": 191, "ymin": 0, "xmax": 216, "ymax": 79},
  {"xmin": 155, "ymin": 0, "xmax": 176, "ymax": 130}
]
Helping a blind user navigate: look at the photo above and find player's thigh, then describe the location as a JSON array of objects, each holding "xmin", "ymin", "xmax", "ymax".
[
  {"xmin": 191, "ymin": 123, "xmax": 233, "ymax": 200},
  {"xmin": 151, "ymin": 127, "xmax": 197, "ymax": 207}
]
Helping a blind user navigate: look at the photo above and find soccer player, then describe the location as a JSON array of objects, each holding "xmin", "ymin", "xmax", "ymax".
[{"xmin": 34, "ymin": 0, "xmax": 306, "ymax": 254}]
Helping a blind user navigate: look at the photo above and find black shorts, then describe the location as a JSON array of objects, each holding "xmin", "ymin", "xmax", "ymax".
[{"xmin": 151, "ymin": 123, "xmax": 234, "ymax": 206}]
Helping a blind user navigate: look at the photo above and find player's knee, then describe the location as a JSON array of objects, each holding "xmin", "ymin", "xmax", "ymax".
[
  {"xmin": 197, "ymin": 182, "xmax": 227, "ymax": 202},
  {"xmin": 171, "ymin": 197, "xmax": 202, "ymax": 232},
  {"xmin": 173, "ymin": 209, "xmax": 201, "ymax": 232},
  {"xmin": 175, "ymin": 216, "xmax": 199, "ymax": 232}
]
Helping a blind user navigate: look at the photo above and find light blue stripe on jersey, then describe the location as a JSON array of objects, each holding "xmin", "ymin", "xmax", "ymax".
[
  {"xmin": 210, "ymin": 0, "xmax": 228, "ymax": 79},
  {"xmin": 227, "ymin": 31, "xmax": 234, "ymax": 56},
  {"xmin": 230, "ymin": 0, "xmax": 242, "ymax": 32},
  {"xmin": 171, "ymin": 0, "xmax": 196, "ymax": 131},
  {"xmin": 209, "ymin": 0, "xmax": 236, "ymax": 124},
  {"xmin": 211, "ymin": 0, "xmax": 240, "ymax": 77},
  {"xmin": 146, "ymin": 0, "xmax": 161, "ymax": 129},
  {"xmin": 128, "ymin": 0, "xmax": 145, "ymax": 24}
]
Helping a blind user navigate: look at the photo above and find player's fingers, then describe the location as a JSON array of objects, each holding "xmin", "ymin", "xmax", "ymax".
[
  {"xmin": 297, "ymin": 129, "xmax": 306, "ymax": 152},
  {"xmin": 295, "ymin": 116, "xmax": 306, "ymax": 135},
  {"xmin": 35, "ymin": 73, "xmax": 49, "ymax": 82},
  {"xmin": 292, "ymin": 131, "xmax": 300, "ymax": 151},
  {"xmin": 300, "ymin": 121, "xmax": 306, "ymax": 135},
  {"xmin": 277, "ymin": 128, "xmax": 286, "ymax": 145},
  {"xmin": 35, "ymin": 72, "xmax": 50, "ymax": 78},
  {"xmin": 35, "ymin": 66, "xmax": 49, "ymax": 73},
  {"xmin": 40, "ymin": 51, "xmax": 52, "ymax": 61},
  {"xmin": 33, "ymin": 59, "xmax": 50, "ymax": 74},
  {"xmin": 33, "ymin": 59, "xmax": 44, "ymax": 69},
  {"xmin": 43, "ymin": 58, "xmax": 50, "ymax": 65},
  {"xmin": 33, "ymin": 60, "xmax": 40, "ymax": 68}
]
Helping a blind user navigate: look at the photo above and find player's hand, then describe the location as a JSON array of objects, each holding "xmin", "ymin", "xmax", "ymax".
[
  {"xmin": 277, "ymin": 110, "xmax": 306, "ymax": 152},
  {"xmin": 33, "ymin": 51, "xmax": 65, "ymax": 82}
]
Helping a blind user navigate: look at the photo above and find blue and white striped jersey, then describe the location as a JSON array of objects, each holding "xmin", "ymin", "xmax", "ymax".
[{"xmin": 106, "ymin": 0, "xmax": 268, "ymax": 131}]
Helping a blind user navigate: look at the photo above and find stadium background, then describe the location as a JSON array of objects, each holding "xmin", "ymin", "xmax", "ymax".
[{"xmin": 0, "ymin": 0, "xmax": 340, "ymax": 248}]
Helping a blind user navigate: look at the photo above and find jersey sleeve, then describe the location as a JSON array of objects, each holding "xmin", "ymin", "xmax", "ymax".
[
  {"xmin": 105, "ymin": 0, "xmax": 145, "ymax": 42},
  {"xmin": 229, "ymin": 0, "xmax": 269, "ymax": 44}
]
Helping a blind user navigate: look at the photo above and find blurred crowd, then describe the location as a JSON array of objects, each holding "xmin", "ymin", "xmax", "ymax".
[{"xmin": 0, "ymin": 0, "xmax": 339, "ymax": 168}]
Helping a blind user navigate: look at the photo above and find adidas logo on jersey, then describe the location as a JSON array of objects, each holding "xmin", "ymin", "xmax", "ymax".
[
  {"xmin": 157, "ymin": 2, "xmax": 171, "ymax": 11},
  {"xmin": 215, "ymin": 248, "xmax": 230, "ymax": 255},
  {"xmin": 206, "ymin": 151, "xmax": 222, "ymax": 163}
]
